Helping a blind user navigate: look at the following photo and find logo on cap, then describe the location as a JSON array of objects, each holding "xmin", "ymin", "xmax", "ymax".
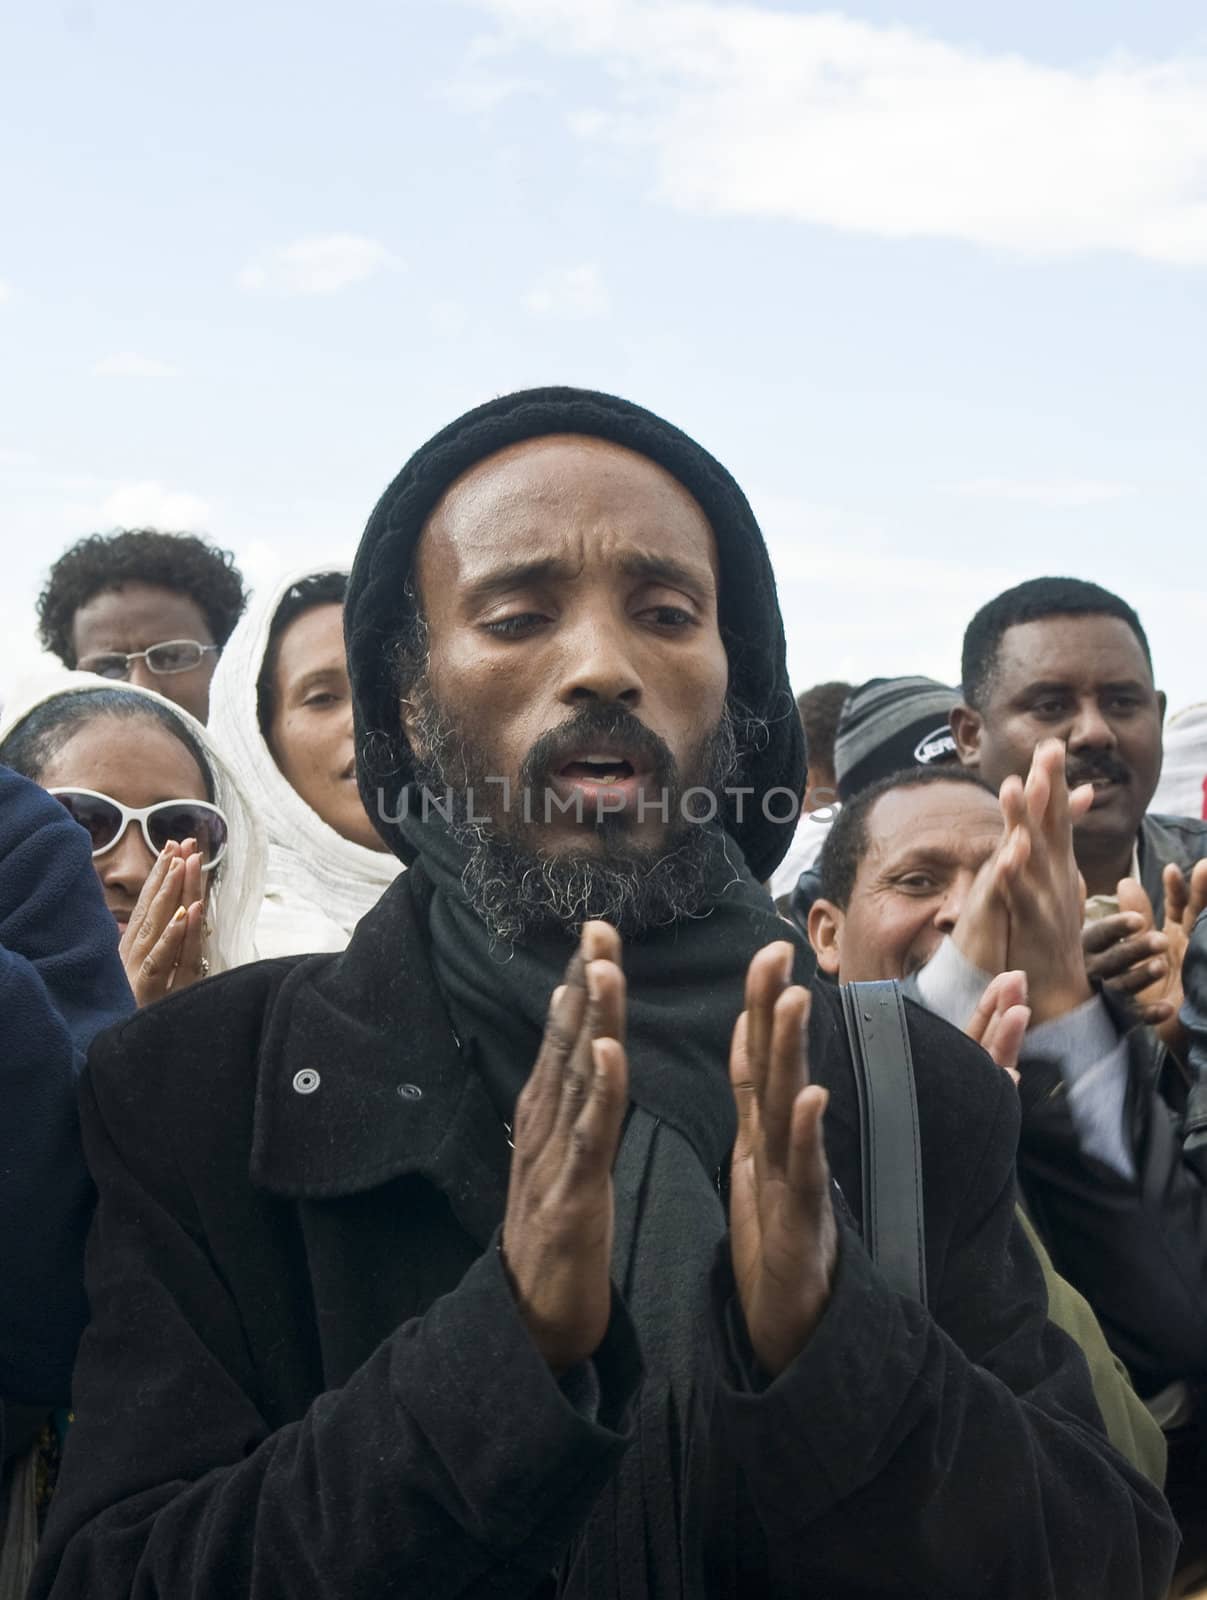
[{"xmin": 914, "ymin": 724, "xmax": 957, "ymax": 765}]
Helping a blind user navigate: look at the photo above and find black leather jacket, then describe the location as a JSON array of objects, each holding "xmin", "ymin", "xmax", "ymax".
[
  {"xmin": 1017, "ymin": 984, "xmax": 1207, "ymax": 1398},
  {"xmin": 1138, "ymin": 812, "xmax": 1207, "ymax": 923}
]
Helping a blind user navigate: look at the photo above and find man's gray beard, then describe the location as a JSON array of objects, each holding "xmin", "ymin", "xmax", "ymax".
[{"xmin": 407, "ymin": 687, "xmax": 749, "ymax": 946}]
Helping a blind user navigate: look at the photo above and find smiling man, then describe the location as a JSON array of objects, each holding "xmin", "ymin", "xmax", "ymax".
[
  {"xmin": 32, "ymin": 391, "xmax": 1176, "ymax": 1599},
  {"xmin": 806, "ymin": 758, "xmax": 1207, "ymax": 1379},
  {"xmin": 808, "ymin": 754, "xmax": 1207, "ymax": 1584}
]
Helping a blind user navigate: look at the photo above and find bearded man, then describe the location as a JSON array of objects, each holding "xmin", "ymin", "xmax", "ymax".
[{"xmin": 31, "ymin": 390, "xmax": 1176, "ymax": 1598}]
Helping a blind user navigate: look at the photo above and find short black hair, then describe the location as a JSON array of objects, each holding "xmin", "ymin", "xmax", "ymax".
[
  {"xmin": 37, "ymin": 528, "xmax": 248, "ymax": 667},
  {"xmin": 796, "ymin": 680, "xmax": 851, "ymax": 782},
  {"xmin": 256, "ymin": 571, "xmax": 348, "ymax": 736},
  {"xmin": 961, "ymin": 576, "xmax": 1152, "ymax": 710},
  {"xmin": 0, "ymin": 687, "xmax": 215, "ymax": 801},
  {"xmin": 818, "ymin": 766, "xmax": 993, "ymax": 909}
]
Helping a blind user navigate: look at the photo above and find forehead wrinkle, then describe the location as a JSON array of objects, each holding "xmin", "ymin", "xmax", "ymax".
[
  {"xmin": 873, "ymin": 826, "xmax": 1002, "ymax": 879},
  {"xmin": 416, "ymin": 434, "xmax": 720, "ymax": 608},
  {"xmin": 859, "ymin": 790, "xmax": 1001, "ymax": 882}
]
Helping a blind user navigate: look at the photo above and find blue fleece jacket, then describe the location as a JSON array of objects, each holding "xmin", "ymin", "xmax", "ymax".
[{"xmin": 0, "ymin": 766, "xmax": 133, "ymax": 1409}]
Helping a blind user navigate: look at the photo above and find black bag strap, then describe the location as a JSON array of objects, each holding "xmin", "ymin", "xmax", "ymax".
[{"xmin": 840, "ymin": 980, "xmax": 928, "ymax": 1305}]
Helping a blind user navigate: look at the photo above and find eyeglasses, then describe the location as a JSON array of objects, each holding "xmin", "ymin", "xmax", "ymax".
[
  {"xmin": 77, "ymin": 639, "xmax": 221, "ymax": 679},
  {"xmin": 48, "ymin": 789, "xmax": 229, "ymax": 872}
]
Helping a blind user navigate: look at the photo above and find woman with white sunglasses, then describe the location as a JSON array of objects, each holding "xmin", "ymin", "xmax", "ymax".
[{"xmin": 0, "ymin": 674, "xmax": 263, "ymax": 1006}]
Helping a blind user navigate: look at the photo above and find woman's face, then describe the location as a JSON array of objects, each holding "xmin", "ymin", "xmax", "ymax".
[
  {"xmin": 38, "ymin": 715, "xmax": 213, "ymax": 936},
  {"xmin": 266, "ymin": 602, "xmax": 386, "ymax": 852}
]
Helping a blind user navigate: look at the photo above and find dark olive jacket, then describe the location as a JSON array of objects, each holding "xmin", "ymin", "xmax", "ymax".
[{"xmin": 32, "ymin": 868, "xmax": 1177, "ymax": 1598}]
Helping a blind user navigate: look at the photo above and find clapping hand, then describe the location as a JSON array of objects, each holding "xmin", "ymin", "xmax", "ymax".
[
  {"xmin": 119, "ymin": 840, "xmax": 208, "ymax": 1007},
  {"xmin": 1115, "ymin": 862, "xmax": 1207, "ymax": 1051},
  {"xmin": 728, "ymin": 942, "xmax": 837, "ymax": 1379},
  {"xmin": 501, "ymin": 922, "xmax": 629, "ymax": 1373},
  {"xmin": 1082, "ymin": 893, "xmax": 1173, "ymax": 1026},
  {"xmin": 996, "ymin": 740, "xmax": 1096, "ymax": 1025},
  {"xmin": 965, "ymin": 970, "xmax": 1031, "ymax": 1083}
]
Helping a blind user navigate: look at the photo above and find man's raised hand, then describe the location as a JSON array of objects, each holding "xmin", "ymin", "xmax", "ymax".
[
  {"xmin": 998, "ymin": 739, "xmax": 1095, "ymax": 1024},
  {"xmin": 1082, "ymin": 897, "xmax": 1172, "ymax": 1022},
  {"xmin": 1118, "ymin": 861, "xmax": 1207, "ymax": 1048},
  {"xmin": 965, "ymin": 970, "xmax": 1031, "ymax": 1084},
  {"xmin": 728, "ymin": 942, "xmax": 837, "ymax": 1380},
  {"xmin": 501, "ymin": 921, "xmax": 629, "ymax": 1373}
]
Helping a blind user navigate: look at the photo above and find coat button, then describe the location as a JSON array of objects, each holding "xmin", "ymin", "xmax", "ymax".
[
  {"xmin": 292, "ymin": 1069, "xmax": 321, "ymax": 1095},
  {"xmin": 397, "ymin": 1082, "xmax": 423, "ymax": 1101}
]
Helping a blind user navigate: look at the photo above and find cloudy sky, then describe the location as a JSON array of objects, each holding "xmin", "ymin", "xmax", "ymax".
[{"xmin": 2, "ymin": 0, "xmax": 1205, "ymax": 710}]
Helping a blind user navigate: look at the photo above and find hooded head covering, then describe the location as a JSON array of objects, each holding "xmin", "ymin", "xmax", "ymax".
[
  {"xmin": 207, "ymin": 566, "xmax": 402, "ymax": 959},
  {"xmin": 345, "ymin": 385, "xmax": 806, "ymax": 883},
  {"xmin": 0, "ymin": 670, "xmax": 263, "ymax": 976}
]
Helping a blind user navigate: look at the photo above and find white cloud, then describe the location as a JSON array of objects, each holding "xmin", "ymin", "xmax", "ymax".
[
  {"xmin": 465, "ymin": 0, "xmax": 1207, "ymax": 264},
  {"xmin": 525, "ymin": 262, "xmax": 610, "ymax": 318},
  {"xmin": 91, "ymin": 352, "xmax": 179, "ymax": 379},
  {"xmin": 238, "ymin": 234, "xmax": 401, "ymax": 295},
  {"xmin": 0, "ymin": 280, "xmax": 10, "ymax": 305},
  {"xmin": 99, "ymin": 481, "xmax": 211, "ymax": 529},
  {"xmin": 946, "ymin": 477, "xmax": 1131, "ymax": 508},
  {"xmin": 439, "ymin": 33, "xmax": 547, "ymax": 113}
]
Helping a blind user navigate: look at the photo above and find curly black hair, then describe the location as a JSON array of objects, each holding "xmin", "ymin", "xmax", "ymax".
[{"xmin": 37, "ymin": 528, "xmax": 248, "ymax": 667}]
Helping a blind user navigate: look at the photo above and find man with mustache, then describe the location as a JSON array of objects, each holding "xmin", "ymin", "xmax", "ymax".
[
  {"xmin": 951, "ymin": 578, "xmax": 1207, "ymax": 1036},
  {"xmin": 31, "ymin": 392, "xmax": 1176, "ymax": 1598}
]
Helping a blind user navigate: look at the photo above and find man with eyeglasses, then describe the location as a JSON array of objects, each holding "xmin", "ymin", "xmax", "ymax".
[{"xmin": 36, "ymin": 527, "xmax": 248, "ymax": 723}]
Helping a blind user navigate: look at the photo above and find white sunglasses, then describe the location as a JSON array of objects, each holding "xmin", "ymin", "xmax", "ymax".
[{"xmin": 48, "ymin": 788, "xmax": 229, "ymax": 872}]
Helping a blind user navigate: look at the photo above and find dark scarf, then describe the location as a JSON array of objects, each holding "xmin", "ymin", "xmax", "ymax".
[
  {"xmin": 400, "ymin": 800, "xmax": 797, "ymax": 1174},
  {"xmin": 400, "ymin": 801, "xmax": 804, "ymax": 1595}
]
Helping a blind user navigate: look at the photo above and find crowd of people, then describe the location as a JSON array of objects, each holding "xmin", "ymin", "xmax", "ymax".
[{"xmin": 2, "ymin": 384, "xmax": 1207, "ymax": 1598}]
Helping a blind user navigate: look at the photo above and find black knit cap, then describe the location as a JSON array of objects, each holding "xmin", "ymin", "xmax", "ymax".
[
  {"xmin": 345, "ymin": 385, "xmax": 805, "ymax": 883},
  {"xmin": 833, "ymin": 676, "xmax": 960, "ymax": 802}
]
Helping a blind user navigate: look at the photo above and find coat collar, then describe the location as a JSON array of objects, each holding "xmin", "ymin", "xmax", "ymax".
[{"xmin": 248, "ymin": 865, "xmax": 510, "ymax": 1243}]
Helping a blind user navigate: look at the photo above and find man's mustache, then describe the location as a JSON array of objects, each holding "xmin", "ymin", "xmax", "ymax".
[
  {"xmin": 519, "ymin": 704, "xmax": 676, "ymax": 791},
  {"xmin": 1066, "ymin": 751, "xmax": 1131, "ymax": 788}
]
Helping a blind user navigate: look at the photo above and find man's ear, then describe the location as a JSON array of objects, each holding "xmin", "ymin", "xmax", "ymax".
[
  {"xmin": 807, "ymin": 898, "xmax": 844, "ymax": 978},
  {"xmin": 949, "ymin": 703, "xmax": 983, "ymax": 769},
  {"xmin": 1157, "ymin": 688, "xmax": 1167, "ymax": 724}
]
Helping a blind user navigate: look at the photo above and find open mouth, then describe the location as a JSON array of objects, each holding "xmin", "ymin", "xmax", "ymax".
[
  {"xmin": 1073, "ymin": 773, "xmax": 1129, "ymax": 810},
  {"xmin": 558, "ymin": 754, "xmax": 637, "ymax": 785},
  {"xmin": 546, "ymin": 747, "xmax": 651, "ymax": 817}
]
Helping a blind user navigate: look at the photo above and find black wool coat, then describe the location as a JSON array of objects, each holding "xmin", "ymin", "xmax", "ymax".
[{"xmin": 32, "ymin": 869, "xmax": 1177, "ymax": 1599}]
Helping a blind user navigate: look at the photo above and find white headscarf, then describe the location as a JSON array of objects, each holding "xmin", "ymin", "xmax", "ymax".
[
  {"xmin": 1153, "ymin": 702, "xmax": 1207, "ymax": 822},
  {"xmin": 207, "ymin": 566, "xmax": 401, "ymax": 959},
  {"xmin": 0, "ymin": 669, "xmax": 264, "ymax": 975}
]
